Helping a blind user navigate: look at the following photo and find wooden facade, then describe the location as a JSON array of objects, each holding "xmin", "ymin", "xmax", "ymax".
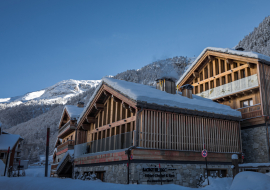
[
  {"xmin": 74, "ymin": 82, "xmax": 241, "ymax": 164},
  {"xmin": 176, "ymin": 50, "xmax": 270, "ymax": 128}
]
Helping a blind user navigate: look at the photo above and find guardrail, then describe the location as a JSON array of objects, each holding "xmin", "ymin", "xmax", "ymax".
[
  {"xmin": 196, "ymin": 74, "xmax": 259, "ymax": 100},
  {"xmin": 75, "ymin": 131, "xmax": 134, "ymax": 157},
  {"xmin": 237, "ymin": 104, "xmax": 262, "ymax": 119},
  {"xmin": 57, "ymin": 140, "xmax": 75, "ymax": 152},
  {"xmin": 58, "ymin": 121, "xmax": 71, "ymax": 134}
]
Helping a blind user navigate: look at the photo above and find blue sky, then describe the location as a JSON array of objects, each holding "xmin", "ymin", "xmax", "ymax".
[{"xmin": 1, "ymin": 0, "xmax": 270, "ymax": 98}]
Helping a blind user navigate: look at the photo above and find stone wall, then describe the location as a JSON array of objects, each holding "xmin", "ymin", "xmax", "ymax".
[
  {"xmin": 241, "ymin": 125, "xmax": 269, "ymax": 163},
  {"xmin": 75, "ymin": 162, "xmax": 232, "ymax": 187}
]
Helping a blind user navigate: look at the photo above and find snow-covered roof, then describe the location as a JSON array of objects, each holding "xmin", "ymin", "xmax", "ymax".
[
  {"xmin": 78, "ymin": 78, "xmax": 241, "ymax": 123},
  {"xmin": 0, "ymin": 133, "xmax": 22, "ymax": 150},
  {"xmin": 65, "ymin": 105, "xmax": 84, "ymax": 120},
  {"xmin": 177, "ymin": 47, "xmax": 270, "ymax": 85}
]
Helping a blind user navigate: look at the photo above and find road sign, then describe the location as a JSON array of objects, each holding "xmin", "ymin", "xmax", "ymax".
[
  {"xmin": 130, "ymin": 154, "xmax": 133, "ymax": 160},
  {"xmin": 202, "ymin": 149, "xmax": 208, "ymax": 158}
]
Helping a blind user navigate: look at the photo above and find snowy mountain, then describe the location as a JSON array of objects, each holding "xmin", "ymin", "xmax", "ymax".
[
  {"xmin": 114, "ymin": 56, "xmax": 195, "ymax": 86},
  {"xmin": 236, "ymin": 15, "xmax": 270, "ymax": 56},
  {"xmin": 0, "ymin": 79, "xmax": 100, "ymax": 108},
  {"xmin": 0, "ymin": 80, "xmax": 100, "ymax": 129}
]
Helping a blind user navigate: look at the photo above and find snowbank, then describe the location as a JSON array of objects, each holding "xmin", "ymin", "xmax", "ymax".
[
  {"xmin": 26, "ymin": 165, "xmax": 51, "ymax": 177},
  {"xmin": 0, "ymin": 175, "xmax": 233, "ymax": 190},
  {"xmin": 230, "ymin": 172, "xmax": 270, "ymax": 190}
]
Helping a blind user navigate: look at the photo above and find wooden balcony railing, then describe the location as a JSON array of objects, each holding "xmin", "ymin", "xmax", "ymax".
[
  {"xmin": 237, "ymin": 104, "xmax": 262, "ymax": 119},
  {"xmin": 59, "ymin": 121, "xmax": 71, "ymax": 134},
  {"xmin": 57, "ymin": 140, "xmax": 75, "ymax": 152},
  {"xmin": 196, "ymin": 74, "xmax": 259, "ymax": 100}
]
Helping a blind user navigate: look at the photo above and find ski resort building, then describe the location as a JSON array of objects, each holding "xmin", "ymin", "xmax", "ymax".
[
  {"xmin": 176, "ymin": 47, "xmax": 270, "ymax": 163},
  {"xmin": 0, "ymin": 128, "xmax": 24, "ymax": 175},
  {"xmin": 73, "ymin": 77, "xmax": 242, "ymax": 187},
  {"xmin": 51, "ymin": 103, "xmax": 84, "ymax": 177}
]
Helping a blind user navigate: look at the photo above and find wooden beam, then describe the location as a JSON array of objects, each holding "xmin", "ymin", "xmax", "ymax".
[
  {"xmin": 104, "ymin": 91, "xmax": 110, "ymax": 97},
  {"xmin": 248, "ymin": 63, "xmax": 255, "ymax": 68},
  {"xmin": 82, "ymin": 123, "xmax": 91, "ymax": 130},
  {"xmin": 226, "ymin": 59, "xmax": 233, "ymax": 65},
  {"xmin": 91, "ymin": 116, "xmax": 136, "ymax": 132},
  {"xmin": 112, "ymin": 95, "xmax": 121, "ymax": 103},
  {"xmin": 87, "ymin": 116, "xmax": 95, "ymax": 123},
  {"xmin": 94, "ymin": 103, "xmax": 104, "ymax": 110},
  {"xmin": 122, "ymin": 102, "xmax": 129, "ymax": 109},
  {"xmin": 193, "ymin": 72, "xmax": 199, "ymax": 78},
  {"xmin": 129, "ymin": 106, "xmax": 135, "ymax": 114}
]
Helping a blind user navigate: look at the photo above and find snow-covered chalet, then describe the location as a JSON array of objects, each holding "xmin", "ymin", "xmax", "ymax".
[
  {"xmin": 72, "ymin": 77, "xmax": 242, "ymax": 187},
  {"xmin": 176, "ymin": 47, "xmax": 270, "ymax": 164},
  {"xmin": 51, "ymin": 103, "xmax": 84, "ymax": 177}
]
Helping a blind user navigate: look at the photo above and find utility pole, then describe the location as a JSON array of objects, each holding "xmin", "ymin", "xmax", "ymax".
[{"xmin": 45, "ymin": 127, "xmax": 50, "ymax": 177}]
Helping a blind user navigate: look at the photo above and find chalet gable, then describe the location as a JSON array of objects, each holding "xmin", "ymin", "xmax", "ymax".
[
  {"xmin": 177, "ymin": 47, "xmax": 270, "ymax": 88},
  {"xmin": 59, "ymin": 105, "xmax": 84, "ymax": 129}
]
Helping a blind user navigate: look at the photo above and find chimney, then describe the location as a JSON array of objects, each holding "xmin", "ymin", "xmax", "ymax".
[
  {"xmin": 156, "ymin": 78, "xmax": 176, "ymax": 94},
  {"xmin": 180, "ymin": 84, "xmax": 193, "ymax": 99},
  {"xmin": 77, "ymin": 102, "xmax": 84, "ymax": 107},
  {"xmin": 235, "ymin": 47, "xmax": 245, "ymax": 51}
]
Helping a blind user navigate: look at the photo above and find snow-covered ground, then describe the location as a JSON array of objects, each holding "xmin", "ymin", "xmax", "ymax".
[
  {"xmin": 1, "ymin": 165, "xmax": 270, "ymax": 190},
  {"xmin": 25, "ymin": 165, "xmax": 51, "ymax": 177}
]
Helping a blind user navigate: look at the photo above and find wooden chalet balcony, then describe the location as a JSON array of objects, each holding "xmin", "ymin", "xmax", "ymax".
[
  {"xmin": 237, "ymin": 104, "xmax": 262, "ymax": 119},
  {"xmin": 58, "ymin": 121, "xmax": 76, "ymax": 138},
  {"xmin": 57, "ymin": 140, "xmax": 75, "ymax": 152},
  {"xmin": 74, "ymin": 131, "xmax": 134, "ymax": 157},
  {"xmin": 196, "ymin": 74, "xmax": 259, "ymax": 100}
]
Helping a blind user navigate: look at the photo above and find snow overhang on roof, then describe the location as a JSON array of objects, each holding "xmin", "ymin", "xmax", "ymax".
[
  {"xmin": 0, "ymin": 133, "xmax": 22, "ymax": 150},
  {"xmin": 65, "ymin": 105, "xmax": 84, "ymax": 120},
  {"xmin": 176, "ymin": 47, "xmax": 270, "ymax": 86},
  {"xmin": 78, "ymin": 77, "xmax": 241, "ymax": 123}
]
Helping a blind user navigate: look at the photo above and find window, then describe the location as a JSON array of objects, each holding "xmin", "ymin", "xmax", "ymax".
[
  {"xmin": 71, "ymin": 136, "xmax": 73, "ymax": 140},
  {"xmin": 227, "ymin": 63, "xmax": 231, "ymax": 71},
  {"xmin": 215, "ymin": 59, "xmax": 219, "ymax": 75},
  {"xmin": 200, "ymin": 84, "xmax": 203, "ymax": 92},
  {"xmin": 234, "ymin": 72, "xmax": 239, "ymax": 80},
  {"xmin": 221, "ymin": 60, "xmax": 225, "ymax": 73},
  {"xmin": 204, "ymin": 67, "xmax": 208, "ymax": 79},
  {"xmin": 241, "ymin": 99, "xmax": 253, "ymax": 108},
  {"xmin": 0, "ymin": 153, "xmax": 5, "ymax": 159},
  {"xmin": 210, "ymin": 81, "xmax": 214, "ymax": 89},
  {"xmin": 228, "ymin": 74, "xmax": 232, "ymax": 83},
  {"xmin": 205, "ymin": 169, "xmax": 227, "ymax": 178},
  {"xmin": 241, "ymin": 69, "xmax": 245, "ymax": 78},
  {"xmin": 216, "ymin": 78, "xmax": 220, "ymax": 87},
  {"xmin": 210, "ymin": 62, "xmax": 213, "ymax": 77},
  {"xmin": 222, "ymin": 76, "xmax": 226, "ymax": 85},
  {"xmin": 200, "ymin": 72, "xmax": 203, "ymax": 81},
  {"xmin": 205, "ymin": 83, "xmax": 209, "ymax": 91},
  {"xmin": 195, "ymin": 86, "xmax": 198, "ymax": 94}
]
